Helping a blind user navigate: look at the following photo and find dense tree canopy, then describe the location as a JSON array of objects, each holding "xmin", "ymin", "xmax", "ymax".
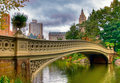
[
  {"xmin": 100, "ymin": 19, "xmax": 120, "ymax": 51},
  {"xmin": 66, "ymin": 24, "xmax": 79, "ymax": 39},
  {"xmin": 66, "ymin": 0, "xmax": 120, "ymax": 52},
  {"xmin": 84, "ymin": 9, "xmax": 100, "ymax": 39},
  {"xmin": 83, "ymin": 0, "xmax": 120, "ymax": 51},
  {"xmin": 82, "ymin": 0, "xmax": 120, "ymax": 40},
  {"xmin": 66, "ymin": 24, "xmax": 88, "ymax": 40},
  {"xmin": 12, "ymin": 13, "xmax": 28, "ymax": 30}
]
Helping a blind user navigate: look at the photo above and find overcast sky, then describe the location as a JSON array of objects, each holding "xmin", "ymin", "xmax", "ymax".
[{"xmin": 10, "ymin": 0, "xmax": 113, "ymax": 39}]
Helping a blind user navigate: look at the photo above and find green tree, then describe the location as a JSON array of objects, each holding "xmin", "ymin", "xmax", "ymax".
[
  {"xmin": 82, "ymin": 1, "xmax": 120, "ymax": 40},
  {"xmin": 12, "ymin": 13, "xmax": 28, "ymax": 30},
  {"xmin": 100, "ymin": 20, "xmax": 120, "ymax": 51},
  {"xmin": 76, "ymin": 23, "xmax": 87, "ymax": 39},
  {"xmin": 83, "ymin": 0, "xmax": 120, "ymax": 51},
  {"xmin": 66, "ymin": 24, "xmax": 79, "ymax": 39},
  {"xmin": 84, "ymin": 9, "xmax": 100, "ymax": 39},
  {"xmin": 99, "ymin": 0, "xmax": 120, "ymax": 51},
  {"xmin": 75, "ymin": 9, "xmax": 101, "ymax": 40},
  {"xmin": 0, "ymin": 76, "xmax": 10, "ymax": 83}
]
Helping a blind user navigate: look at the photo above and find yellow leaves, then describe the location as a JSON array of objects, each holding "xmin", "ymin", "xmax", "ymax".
[
  {"xmin": 21, "ymin": 1, "xmax": 24, "ymax": 3},
  {"xmin": 15, "ymin": 2, "xmax": 20, "ymax": 7},
  {"xmin": 0, "ymin": 13, "xmax": 9, "ymax": 30},
  {"xmin": 20, "ymin": 5, "xmax": 24, "ymax": 7},
  {"xmin": 0, "ymin": 0, "xmax": 29, "ymax": 14},
  {"xmin": 0, "ymin": 0, "xmax": 29, "ymax": 30},
  {"xmin": 10, "ymin": 79, "xmax": 14, "ymax": 83}
]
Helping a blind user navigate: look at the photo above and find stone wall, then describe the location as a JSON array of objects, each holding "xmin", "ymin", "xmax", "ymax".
[{"xmin": 0, "ymin": 59, "xmax": 15, "ymax": 77}]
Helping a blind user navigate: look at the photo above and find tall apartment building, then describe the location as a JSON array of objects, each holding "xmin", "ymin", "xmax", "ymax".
[
  {"xmin": 49, "ymin": 32, "xmax": 66, "ymax": 40},
  {"xmin": 79, "ymin": 9, "xmax": 86, "ymax": 33},
  {"xmin": 29, "ymin": 20, "xmax": 43, "ymax": 39},
  {"xmin": 0, "ymin": 14, "xmax": 13, "ymax": 36}
]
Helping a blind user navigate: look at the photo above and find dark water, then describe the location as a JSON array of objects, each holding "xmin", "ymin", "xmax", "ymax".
[{"xmin": 34, "ymin": 60, "xmax": 120, "ymax": 83}]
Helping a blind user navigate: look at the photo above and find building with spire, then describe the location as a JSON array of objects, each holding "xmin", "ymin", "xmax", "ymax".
[
  {"xmin": 79, "ymin": 9, "xmax": 86, "ymax": 33},
  {"xmin": 79, "ymin": 9, "xmax": 86, "ymax": 24}
]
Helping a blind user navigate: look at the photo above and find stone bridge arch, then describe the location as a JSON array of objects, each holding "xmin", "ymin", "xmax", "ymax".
[
  {"xmin": 30, "ymin": 49, "xmax": 113, "ymax": 81},
  {"xmin": 0, "ymin": 36, "xmax": 115, "ymax": 82}
]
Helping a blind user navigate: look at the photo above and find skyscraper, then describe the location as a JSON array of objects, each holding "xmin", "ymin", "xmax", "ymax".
[
  {"xmin": 79, "ymin": 9, "xmax": 86, "ymax": 32},
  {"xmin": 29, "ymin": 20, "xmax": 43, "ymax": 39}
]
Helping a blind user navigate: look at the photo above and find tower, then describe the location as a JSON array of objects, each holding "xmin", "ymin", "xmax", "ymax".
[
  {"xmin": 79, "ymin": 9, "xmax": 86, "ymax": 33},
  {"xmin": 79, "ymin": 9, "xmax": 86, "ymax": 24}
]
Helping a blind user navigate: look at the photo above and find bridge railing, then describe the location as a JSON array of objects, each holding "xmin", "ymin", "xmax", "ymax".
[
  {"xmin": 0, "ymin": 36, "xmax": 15, "ymax": 57},
  {"xmin": 0, "ymin": 35, "xmax": 114, "ymax": 57}
]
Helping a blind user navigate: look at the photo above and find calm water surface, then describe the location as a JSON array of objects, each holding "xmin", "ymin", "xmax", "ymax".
[{"xmin": 34, "ymin": 61, "xmax": 120, "ymax": 83}]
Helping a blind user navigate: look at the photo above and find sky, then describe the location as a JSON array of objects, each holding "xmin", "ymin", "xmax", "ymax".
[{"xmin": 10, "ymin": 0, "xmax": 113, "ymax": 39}]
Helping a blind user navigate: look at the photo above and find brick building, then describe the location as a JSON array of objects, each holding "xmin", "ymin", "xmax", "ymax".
[
  {"xmin": 49, "ymin": 32, "xmax": 66, "ymax": 40},
  {"xmin": 79, "ymin": 9, "xmax": 86, "ymax": 33},
  {"xmin": 0, "ymin": 14, "xmax": 13, "ymax": 36}
]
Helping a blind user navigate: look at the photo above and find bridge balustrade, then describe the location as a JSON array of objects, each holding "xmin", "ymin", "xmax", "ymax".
[{"xmin": 0, "ymin": 35, "xmax": 114, "ymax": 59}]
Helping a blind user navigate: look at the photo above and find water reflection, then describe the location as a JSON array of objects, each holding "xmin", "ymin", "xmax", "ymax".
[
  {"xmin": 34, "ymin": 60, "xmax": 120, "ymax": 83},
  {"xmin": 0, "ymin": 59, "xmax": 118, "ymax": 83},
  {"xmin": 34, "ymin": 65, "xmax": 67, "ymax": 83}
]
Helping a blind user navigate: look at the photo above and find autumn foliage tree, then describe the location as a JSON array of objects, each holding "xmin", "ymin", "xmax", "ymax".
[
  {"xmin": 0, "ymin": 0, "xmax": 29, "ymax": 14},
  {"xmin": 0, "ymin": 0, "xmax": 29, "ymax": 30}
]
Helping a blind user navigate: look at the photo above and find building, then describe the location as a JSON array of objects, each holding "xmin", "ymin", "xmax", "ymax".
[
  {"xmin": 29, "ymin": 20, "xmax": 43, "ymax": 39},
  {"xmin": 79, "ymin": 9, "xmax": 86, "ymax": 33},
  {"xmin": 0, "ymin": 14, "xmax": 13, "ymax": 36},
  {"xmin": 49, "ymin": 32, "xmax": 66, "ymax": 40},
  {"xmin": 12, "ymin": 26, "xmax": 17, "ymax": 34},
  {"xmin": 28, "ymin": 33, "xmax": 37, "ymax": 39}
]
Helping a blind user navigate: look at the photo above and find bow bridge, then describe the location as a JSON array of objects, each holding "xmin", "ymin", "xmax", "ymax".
[{"xmin": 0, "ymin": 35, "xmax": 115, "ymax": 80}]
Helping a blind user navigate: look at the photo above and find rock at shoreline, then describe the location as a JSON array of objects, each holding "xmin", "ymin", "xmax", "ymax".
[
  {"xmin": 80, "ymin": 59, "xmax": 89, "ymax": 63},
  {"xmin": 73, "ymin": 58, "xmax": 89, "ymax": 64},
  {"xmin": 115, "ymin": 59, "xmax": 120, "ymax": 66}
]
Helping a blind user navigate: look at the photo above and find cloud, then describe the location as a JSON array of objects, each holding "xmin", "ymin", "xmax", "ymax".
[
  {"xmin": 11, "ymin": 0, "xmax": 113, "ymax": 27},
  {"xmin": 10, "ymin": 0, "xmax": 113, "ymax": 39},
  {"xmin": 42, "ymin": 13, "xmax": 75, "ymax": 27}
]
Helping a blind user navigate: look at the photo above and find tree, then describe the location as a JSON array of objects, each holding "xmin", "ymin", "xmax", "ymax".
[
  {"xmin": 0, "ymin": 0, "xmax": 29, "ymax": 30},
  {"xmin": 75, "ymin": 9, "xmax": 101, "ymax": 41},
  {"xmin": 66, "ymin": 23, "xmax": 91, "ymax": 40},
  {"xmin": 84, "ymin": 10, "xmax": 100, "ymax": 39},
  {"xmin": 99, "ymin": 0, "xmax": 120, "ymax": 50},
  {"xmin": 11, "ymin": 13, "xmax": 28, "ymax": 32},
  {"xmin": 82, "ymin": 0, "xmax": 120, "ymax": 40},
  {"xmin": 100, "ymin": 19, "xmax": 120, "ymax": 51},
  {"xmin": 66, "ymin": 24, "xmax": 79, "ymax": 39},
  {"xmin": 83, "ymin": 0, "xmax": 120, "ymax": 50},
  {"xmin": 0, "ymin": 0, "xmax": 29, "ymax": 14}
]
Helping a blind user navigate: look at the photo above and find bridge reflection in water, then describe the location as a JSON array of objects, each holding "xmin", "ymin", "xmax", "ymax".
[
  {"xmin": 33, "ymin": 63, "xmax": 116, "ymax": 83},
  {"xmin": 0, "ymin": 59, "xmax": 116, "ymax": 83},
  {"xmin": 0, "ymin": 35, "xmax": 115, "ymax": 82}
]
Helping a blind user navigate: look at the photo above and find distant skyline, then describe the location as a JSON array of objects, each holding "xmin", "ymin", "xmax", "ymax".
[{"xmin": 10, "ymin": 0, "xmax": 113, "ymax": 39}]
